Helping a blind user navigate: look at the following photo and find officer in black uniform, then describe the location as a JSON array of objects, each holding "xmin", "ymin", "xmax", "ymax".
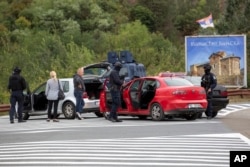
[
  {"xmin": 8, "ymin": 67, "xmax": 27, "ymax": 124},
  {"xmin": 108, "ymin": 61, "xmax": 123, "ymax": 122},
  {"xmin": 201, "ymin": 64, "xmax": 217, "ymax": 119}
]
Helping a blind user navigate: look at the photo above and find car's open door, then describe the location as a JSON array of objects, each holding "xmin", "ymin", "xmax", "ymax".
[
  {"xmin": 129, "ymin": 79, "xmax": 143, "ymax": 109},
  {"xmin": 23, "ymin": 82, "xmax": 32, "ymax": 111},
  {"xmin": 31, "ymin": 83, "xmax": 48, "ymax": 111},
  {"xmin": 99, "ymin": 78, "xmax": 112, "ymax": 112}
]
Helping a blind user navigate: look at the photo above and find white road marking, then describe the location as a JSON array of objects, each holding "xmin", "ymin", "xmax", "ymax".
[{"xmin": 0, "ymin": 133, "xmax": 249, "ymax": 167}]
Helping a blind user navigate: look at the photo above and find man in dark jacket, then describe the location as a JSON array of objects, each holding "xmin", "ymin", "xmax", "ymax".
[
  {"xmin": 201, "ymin": 64, "xmax": 217, "ymax": 119},
  {"xmin": 108, "ymin": 61, "xmax": 124, "ymax": 122},
  {"xmin": 8, "ymin": 67, "xmax": 27, "ymax": 124}
]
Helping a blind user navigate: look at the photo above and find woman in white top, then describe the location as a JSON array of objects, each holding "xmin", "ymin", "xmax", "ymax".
[{"xmin": 45, "ymin": 71, "xmax": 60, "ymax": 122}]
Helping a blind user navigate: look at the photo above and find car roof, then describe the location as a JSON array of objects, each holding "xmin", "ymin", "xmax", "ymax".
[{"xmin": 59, "ymin": 78, "xmax": 73, "ymax": 81}]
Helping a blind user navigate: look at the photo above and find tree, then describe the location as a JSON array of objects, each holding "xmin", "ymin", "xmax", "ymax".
[{"xmin": 129, "ymin": 5, "xmax": 156, "ymax": 32}]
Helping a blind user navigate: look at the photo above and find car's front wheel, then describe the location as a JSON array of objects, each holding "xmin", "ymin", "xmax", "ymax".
[
  {"xmin": 150, "ymin": 103, "xmax": 165, "ymax": 121},
  {"xmin": 62, "ymin": 102, "xmax": 75, "ymax": 119}
]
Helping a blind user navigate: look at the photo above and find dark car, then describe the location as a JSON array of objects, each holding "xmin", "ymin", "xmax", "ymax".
[{"xmin": 181, "ymin": 76, "xmax": 229, "ymax": 118}]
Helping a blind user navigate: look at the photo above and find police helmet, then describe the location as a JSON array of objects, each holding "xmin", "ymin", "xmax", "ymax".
[
  {"xmin": 13, "ymin": 67, "xmax": 21, "ymax": 73},
  {"xmin": 114, "ymin": 61, "xmax": 122, "ymax": 68},
  {"xmin": 203, "ymin": 64, "xmax": 211, "ymax": 71}
]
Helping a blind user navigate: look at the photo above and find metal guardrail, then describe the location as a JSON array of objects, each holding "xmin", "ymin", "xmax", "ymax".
[
  {"xmin": 227, "ymin": 89, "xmax": 250, "ymax": 96},
  {"xmin": 0, "ymin": 89, "xmax": 249, "ymax": 113},
  {"xmin": 0, "ymin": 104, "xmax": 10, "ymax": 112}
]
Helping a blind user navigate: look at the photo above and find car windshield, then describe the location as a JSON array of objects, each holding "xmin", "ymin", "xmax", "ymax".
[
  {"xmin": 164, "ymin": 77, "xmax": 194, "ymax": 86},
  {"xmin": 84, "ymin": 67, "xmax": 108, "ymax": 76}
]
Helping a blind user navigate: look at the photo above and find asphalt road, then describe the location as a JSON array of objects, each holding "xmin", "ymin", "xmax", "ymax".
[
  {"xmin": 0, "ymin": 105, "xmax": 250, "ymax": 167},
  {"xmin": 221, "ymin": 108, "xmax": 250, "ymax": 139}
]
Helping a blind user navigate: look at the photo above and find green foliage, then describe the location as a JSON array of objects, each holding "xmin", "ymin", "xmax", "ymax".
[
  {"xmin": 15, "ymin": 16, "xmax": 31, "ymax": 29},
  {"xmin": 0, "ymin": 0, "xmax": 250, "ymax": 103},
  {"xmin": 130, "ymin": 5, "xmax": 156, "ymax": 32}
]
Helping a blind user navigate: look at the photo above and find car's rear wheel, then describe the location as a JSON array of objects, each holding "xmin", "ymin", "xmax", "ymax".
[
  {"xmin": 150, "ymin": 103, "xmax": 165, "ymax": 121},
  {"xmin": 62, "ymin": 102, "xmax": 75, "ymax": 119}
]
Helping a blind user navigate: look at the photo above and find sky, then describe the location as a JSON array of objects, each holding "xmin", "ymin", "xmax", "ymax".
[{"xmin": 185, "ymin": 35, "xmax": 246, "ymax": 72}]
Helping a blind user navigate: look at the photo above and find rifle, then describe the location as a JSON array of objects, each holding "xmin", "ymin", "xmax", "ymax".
[{"xmin": 201, "ymin": 74, "xmax": 211, "ymax": 93}]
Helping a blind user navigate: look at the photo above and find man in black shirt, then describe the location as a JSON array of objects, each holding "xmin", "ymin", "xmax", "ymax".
[{"xmin": 8, "ymin": 67, "xmax": 27, "ymax": 123}]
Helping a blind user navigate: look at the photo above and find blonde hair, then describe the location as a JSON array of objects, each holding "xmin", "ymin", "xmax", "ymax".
[
  {"xmin": 50, "ymin": 71, "xmax": 57, "ymax": 80},
  {"xmin": 77, "ymin": 67, "xmax": 84, "ymax": 76}
]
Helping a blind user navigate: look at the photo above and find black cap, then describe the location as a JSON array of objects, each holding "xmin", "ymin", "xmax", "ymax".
[{"xmin": 13, "ymin": 67, "xmax": 21, "ymax": 73}]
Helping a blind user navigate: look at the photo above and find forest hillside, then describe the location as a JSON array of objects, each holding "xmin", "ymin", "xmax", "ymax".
[{"xmin": 0, "ymin": 0, "xmax": 250, "ymax": 103}]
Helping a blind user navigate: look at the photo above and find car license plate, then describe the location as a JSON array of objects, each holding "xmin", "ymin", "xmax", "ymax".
[{"xmin": 188, "ymin": 104, "xmax": 201, "ymax": 108}]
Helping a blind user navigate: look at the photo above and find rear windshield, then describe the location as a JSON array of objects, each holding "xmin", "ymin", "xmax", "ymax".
[
  {"xmin": 183, "ymin": 76, "xmax": 201, "ymax": 86},
  {"xmin": 164, "ymin": 77, "xmax": 194, "ymax": 86},
  {"xmin": 85, "ymin": 68, "xmax": 108, "ymax": 76}
]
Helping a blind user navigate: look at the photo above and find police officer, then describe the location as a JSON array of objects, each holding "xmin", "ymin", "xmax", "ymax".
[
  {"xmin": 201, "ymin": 64, "xmax": 217, "ymax": 119},
  {"xmin": 8, "ymin": 67, "xmax": 27, "ymax": 124},
  {"xmin": 108, "ymin": 61, "xmax": 123, "ymax": 122}
]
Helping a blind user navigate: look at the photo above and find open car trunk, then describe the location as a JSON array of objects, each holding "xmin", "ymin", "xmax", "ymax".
[
  {"xmin": 83, "ymin": 76, "xmax": 104, "ymax": 100},
  {"xmin": 85, "ymin": 82, "xmax": 103, "ymax": 99}
]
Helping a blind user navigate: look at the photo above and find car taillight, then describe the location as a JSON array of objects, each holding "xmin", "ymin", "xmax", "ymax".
[
  {"xmin": 172, "ymin": 90, "xmax": 187, "ymax": 95},
  {"xmin": 82, "ymin": 92, "xmax": 88, "ymax": 99},
  {"xmin": 220, "ymin": 91, "xmax": 228, "ymax": 97}
]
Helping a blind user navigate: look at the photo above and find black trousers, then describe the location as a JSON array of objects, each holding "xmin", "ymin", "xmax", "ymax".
[
  {"xmin": 9, "ymin": 90, "xmax": 24, "ymax": 121},
  {"xmin": 47, "ymin": 100, "xmax": 59, "ymax": 119}
]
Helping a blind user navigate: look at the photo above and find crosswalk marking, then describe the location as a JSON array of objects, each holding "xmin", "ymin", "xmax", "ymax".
[
  {"xmin": 0, "ymin": 133, "xmax": 249, "ymax": 167},
  {"xmin": 218, "ymin": 103, "xmax": 250, "ymax": 116}
]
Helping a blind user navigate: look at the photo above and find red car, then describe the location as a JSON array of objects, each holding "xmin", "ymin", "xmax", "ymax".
[{"xmin": 100, "ymin": 76, "xmax": 208, "ymax": 121}]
